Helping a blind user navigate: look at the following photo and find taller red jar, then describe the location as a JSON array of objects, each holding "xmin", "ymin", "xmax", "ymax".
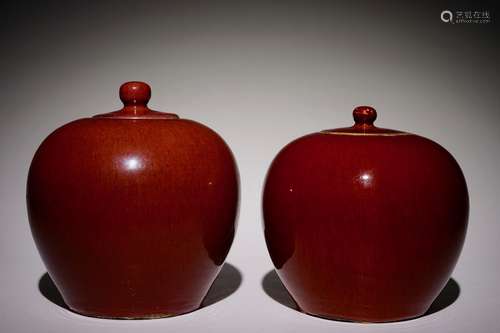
[
  {"xmin": 27, "ymin": 82, "xmax": 239, "ymax": 318},
  {"xmin": 263, "ymin": 106, "xmax": 468, "ymax": 322}
]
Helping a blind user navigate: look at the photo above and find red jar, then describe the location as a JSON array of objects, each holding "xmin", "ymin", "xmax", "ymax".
[
  {"xmin": 27, "ymin": 82, "xmax": 239, "ymax": 319},
  {"xmin": 263, "ymin": 106, "xmax": 468, "ymax": 322}
]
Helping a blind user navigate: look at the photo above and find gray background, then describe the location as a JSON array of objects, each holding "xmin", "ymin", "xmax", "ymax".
[{"xmin": 1, "ymin": 1, "xmax": 499, "ymax": 332}]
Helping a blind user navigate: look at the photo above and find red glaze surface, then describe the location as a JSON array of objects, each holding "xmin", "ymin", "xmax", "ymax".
[
  {"xmin": 27, "ymin": 82, "xmax": 239, "ymax": 318},
  {"xmin": 263, "ymin": 106, "xmax": 468, "ymax": 322}
]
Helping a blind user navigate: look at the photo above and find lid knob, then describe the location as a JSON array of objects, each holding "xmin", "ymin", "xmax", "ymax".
[
  {"xmin": 92, "ymin": 81, "xmax": 179, "ymax": 119},
  {"xmin": 353, "ymin": 106, "xmax": 377, "ymax": 126},
  {"xmin": 120, "ymin": 81, "xmax": 151, "ymax": 107}
]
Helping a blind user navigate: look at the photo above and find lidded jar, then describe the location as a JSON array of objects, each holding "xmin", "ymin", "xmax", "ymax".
[
  {"xmin": 263, "ymin": 106, "xmax": 468, "ymax": 322},
  {"xmin": 27, "ymin": 82, "xmax": 239, "ymax": 318}
]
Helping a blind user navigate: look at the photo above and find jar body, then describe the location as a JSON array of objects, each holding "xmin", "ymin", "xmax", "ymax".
[
  {"xmin": 263, "ymin": 132, "xmax": 468, "ymax": 322},
  {"xmin": 27, "ymin": 118, "xmax": 239, "ymax": 318}
]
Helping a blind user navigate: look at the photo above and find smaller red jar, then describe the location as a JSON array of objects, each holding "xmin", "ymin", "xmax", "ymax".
[
  {"xmin": 263, "ymin": 106, "xmax": 469, "ymax": 322},
  {"xmin": 27, "ymin": 82, "xmax": 239, "ymax": 319}
]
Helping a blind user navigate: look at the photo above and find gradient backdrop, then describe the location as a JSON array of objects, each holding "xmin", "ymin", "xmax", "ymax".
[{"xmin": 1, "ymin": 1, "xmax": 499, "ymax": 332}]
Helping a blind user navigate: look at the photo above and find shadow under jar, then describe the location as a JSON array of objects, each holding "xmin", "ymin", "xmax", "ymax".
[
  {"xmin": 263, "ymin": 106, "xmax": 468, "ymax": 322},
  {"xmin": 27, "ymin": 82, "xmax": 239, "ymax": 319}
]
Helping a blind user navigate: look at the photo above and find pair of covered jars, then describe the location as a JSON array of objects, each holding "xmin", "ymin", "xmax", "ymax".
[{"xmin": 27, "ymin": 82, "xmax": 468, "ymax": 322}]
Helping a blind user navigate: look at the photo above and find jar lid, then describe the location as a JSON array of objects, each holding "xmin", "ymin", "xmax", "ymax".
[
  {"xmin": 94, "ymin": 81, "xmax": 179, "ymax": 119},
  {"xmin": 321, "ymin": 106, "xmax": 409, "ymax": 136}
]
